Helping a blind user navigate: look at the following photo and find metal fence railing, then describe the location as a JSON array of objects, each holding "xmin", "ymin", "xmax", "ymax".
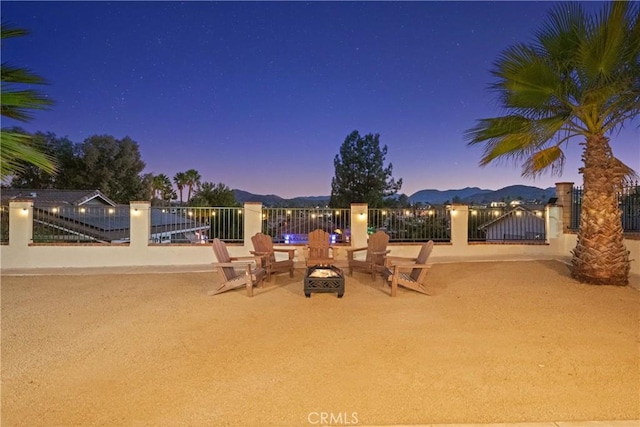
[
  {"xmin": 468, "ymin": 207, "xmax": 546, "ymax": 243},
  {"xmin": 1, "ymin": 206, "xmax": 8, "ymax": 244},
  {"xmin": 368, "ymin": 207, "xmax": 451, "ymax": 242},
  {"xmin": 149, "ymin": 207, "xmax": 243, "ymax": 244},
  {"xmin": 32, "ymin": 205, "xmax": 131, "ymax": 243},
  {"xmin": 570, "ymin": 182, "xmax": 640, "ymax": 232},
  {"xmin": 261, "ymin": 207, "xmax": 350, "ymax": 244}
]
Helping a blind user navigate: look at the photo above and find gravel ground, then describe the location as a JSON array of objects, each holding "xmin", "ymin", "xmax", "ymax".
[{"xmin": 1, "ymin": 260, "xmax": 638, "ymax": 426}]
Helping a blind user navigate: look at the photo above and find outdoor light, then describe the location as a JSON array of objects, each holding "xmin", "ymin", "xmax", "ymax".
[
  {"xmin": 20, "ymin": 207, "xmax": 29, "ymax": 216},
  {"xmin": 262, "ymin": 213, "xmax": 267, "ymax": 219},
  {"xmin": 238, "ymin": 210, "xmax": 242, "ymax": 214},
  {"xmin": 335, "ymin": 211, "xmax": 340, "ymax": 216},
  {"xmin": 188, "ymin": 211, "xmax": 193, "ymax": 217},
  {"xmin": 286, "ymin": 210, "xmax": 291, "ymax": 215},
  {"xmin": 108, "ymin": 208, "xmax": 115, "ymax": 214},
  {"xmin": 516, "ymin": 210, "xmax": 522, "ymax": 216},
  {"xmin": 51, "ymin": 207, "xmax": 59, "ymax": 214},
  {"xmin": 382, "ymin": 211, "xmax": 387, "ymax": 216},
  {"xmin": 133, "ymin": 208, "xmax": 140, "ymax": 216},
  {"xmin": 471, "ymin": 210, "xmax": 477, "ymax": 216},
  {"xmin": 79, "ymin": 208, "xmax": 86, "ymax": 214},
  {"xmin": 312, "ymin": 214, "xmax": 316, "ymax": 219},
  {"xmin": 211, "ymin": 212, "xmax": 216, "ymax": 216}
]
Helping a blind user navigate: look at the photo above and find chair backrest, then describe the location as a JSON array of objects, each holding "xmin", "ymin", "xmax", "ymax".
[
  {"xmin": 212, "ymin": 238, "xmax": 237, "ymax": 280},
  {"xmin": 251, "ymin": 233, "xmax": 276, "ymax": 263},
  {"xmin": 366, "ymin": 230, "xmax": 390, "ymax": 264},
  {"xmin": 410, "ymin": 240, "xmax": 434, "ymax": 281},
  {"xmin": 307, "ymin": 229, "xmax": 331, "ymax": 261}
]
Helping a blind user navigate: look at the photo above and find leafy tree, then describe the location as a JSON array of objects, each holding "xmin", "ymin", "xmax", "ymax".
[
  {"xmin": 9, "ymin": 130, "xmax": 77, "ymax": 188},
  {"xmin": 0, "ymin": 23, "xmax": 56, "ymax": 180},
  {"xmin": 183, "ymin": 168, "xmax": 201, "ymax": 202},
  {"xmin": 140, "ymin": 173, "xmax": 155, "ymax": 201},
  {"xmin": 74, "ymin": 135, "xmax": 147, "ymax": 203},
  {"xmin": 173, "ymin": 171, "xmax": 187, "ymax": 205},
  {"xmin": 330, "ymin": 130, "xmax": 402, "ymax": 208},
  {"xmin": 466, "ymin": 1, "xmax": 639, "ymax": 285},
  {"xmin": 190, "ymin": 182, "xmax": 237, "ymax": 207}
]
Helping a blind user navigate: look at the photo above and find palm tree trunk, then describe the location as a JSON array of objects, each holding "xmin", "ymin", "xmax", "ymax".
[{"xmin": 571, "ymin": 135, "xmax": 629, "ymax": 285}]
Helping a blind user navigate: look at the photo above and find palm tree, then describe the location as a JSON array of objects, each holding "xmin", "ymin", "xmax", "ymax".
[
  {"xmin": 466, "ymin": 1, "xmax": 639, "ymax": 286},
  {"xmin": 173, "ymin": 171, "xmax": 187, "ymax": 205},
  {"xmin": 183, "ymin": 169, "xmax": 201, "ymax": 203},
  {"xmin": 1, "ymin": 23, "xmax": 56, "ymax": 180},
  {"xmin": 151, "ymin": 174, "xmax": 173, "ymax": 206}
]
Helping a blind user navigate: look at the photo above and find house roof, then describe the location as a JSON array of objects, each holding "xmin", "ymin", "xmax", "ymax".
[
  {"xmin": 1, "ymin": 188, "xmax": 117, "ymax": 207},
  {"xmin": 478, "ymin": 205, "xmax": 544, "ymax": 230}
]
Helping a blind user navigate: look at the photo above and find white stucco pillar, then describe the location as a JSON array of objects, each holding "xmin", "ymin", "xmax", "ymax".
[
  {"xmin": 8, "ymin": 199, "xmax": 33, "ymax": 247},
  {"xmin": 129, "ymin": 201, "xmax": 150, "ymax": 248},
  {"xmin": 450, "ymin": 204, "xmax": 469, "ymax": 248},
  {"xmin": 546, "ymin": 205, "xmax": 563, "ymax": 240},
  {"xmin": 350, "ymin": 203, "xmax": 368, "ymax": 250},
  {"xmin": 243, "ymin": 202, "xmax": 263, "ymax": 246}
]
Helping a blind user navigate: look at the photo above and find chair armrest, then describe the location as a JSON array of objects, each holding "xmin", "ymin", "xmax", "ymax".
[
  {"xmin": 346, "ymin": 246, "xmax": 367, "ymax": 260},
  {"xmin": 213, "ymin": 261, "xmax": 254, "ymax": 268},
  {"xmin": 236, "ymin": 255, "xmax": 263, "ymax": 261},
  {"xmin": 346, "ymin": 246, "xmax": 368, "ymax": 254},
  {"xmin": 370, "ymin": 250, "xmax": 391, "ymax": 256},
  {"xmin": 389, "ymin": 263, "xmax": 430, "ymax": 270},
  {"xmin": 385, "ymin": 256, "xmax": 417, "ymax": 265},
  {"xmin": 273, "ymin": 248, "xmax": 296, "ymax": 259}
]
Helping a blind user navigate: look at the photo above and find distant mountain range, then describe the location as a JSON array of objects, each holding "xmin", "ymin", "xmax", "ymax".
[{"xmin": 233, "ymin": 185, "xmax": 556, "ymax": 207}]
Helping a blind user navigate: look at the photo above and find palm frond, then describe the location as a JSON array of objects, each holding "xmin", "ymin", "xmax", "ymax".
[
  {"xmin": 580, "ymin": 1, "xmax": 628, "ymax": 82},
  {"xmin": 535, "ymin": 2, "xmax": 586, "ymax": 67},
  {"xmin": 1, "ymin": 22, "xmax": 28, "ymax": 40},
  {"xmin": 1, "ymin": 62, "xmax": 50, "ymax": 85},
  {"xmin": 0, "ymin": 131, "xmax": 57, "ymax": 179},
  {"xmin": 1, "ymin": 88, "xmax": 54, "ymax": 121},
  {"xmin": 522, "ymin": 146, "xmax": 566, "ymax": 178}
]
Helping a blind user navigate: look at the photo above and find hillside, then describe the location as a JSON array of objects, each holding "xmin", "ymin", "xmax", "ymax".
[{"xmin": 234, "ymin": 185, "xmax": 556, "ymax": 207}]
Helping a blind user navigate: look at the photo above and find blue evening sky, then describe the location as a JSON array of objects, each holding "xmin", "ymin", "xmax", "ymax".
[{"xmin": 2, "ymin": 1, "xmax": 638, "ymax": 198}]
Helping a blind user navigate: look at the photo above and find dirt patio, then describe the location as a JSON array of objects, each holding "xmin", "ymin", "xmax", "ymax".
[{"xmin": 1, "ymin": 260, "xmax": 639, "ymax": 426}]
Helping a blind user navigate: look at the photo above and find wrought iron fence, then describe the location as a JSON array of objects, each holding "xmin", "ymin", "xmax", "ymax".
[
  {"xmin": 468, "ymin": 207, "xmax": 546, "ymax": 243},
  {"xmin": 570, "ymin": 182, "xmax": 640, "ymax": 232},
  {"xmin": 32, "ymin": 205, "xmax": 131, "ymax": 243},
  {"xmin": 149, "ymin": 207, "xmax": 243, "ymax": 243},
  {"xmin": 261, "ymin": 207, "xmax": 350, "ymax": 244},
  {"xmin": 368, "ymin": 207, "xmax": 451, "ymax": 242},
  {"xmin": 1, "ymin": 206, "xmax": 8, "ymax": 244}
]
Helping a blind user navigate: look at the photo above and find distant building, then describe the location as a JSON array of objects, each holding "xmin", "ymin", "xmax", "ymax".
[
  {"xmin": 479, "ymin": 206, "xmax": 545, "ymax": 242},
  {"xmin": 490, "ymin": 201, "xmax": 507, "ymax": 208}
]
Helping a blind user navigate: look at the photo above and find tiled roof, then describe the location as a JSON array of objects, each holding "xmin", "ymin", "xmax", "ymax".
[{"xmin": 1, "ymin": 189, "xmax": 116, "ymax": 206}]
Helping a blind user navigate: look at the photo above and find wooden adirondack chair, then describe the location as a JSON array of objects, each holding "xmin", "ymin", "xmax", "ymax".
[
  {"xmin": 386, "ymin": 240, "xmax": 434, "ymax": 297},
  {"xmin": 209, "ymin": 238, "xmax": 266, "ymax": 297},
  {"xmin": 305, "ymin": 229, "xmax": 338, "ymax": 266},
  {"xmin": 251, "ymin": 232, "xmax": 295, "ymax": 281},
  {"xmin": 347, "ymin": 230, "xmax": 390, "ymax": 281}
]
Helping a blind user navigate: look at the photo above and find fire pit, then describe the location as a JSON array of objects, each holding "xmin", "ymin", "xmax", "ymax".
[{"xmin": 304, "ymin": 265, "xmax": 344, "ymax": 298}]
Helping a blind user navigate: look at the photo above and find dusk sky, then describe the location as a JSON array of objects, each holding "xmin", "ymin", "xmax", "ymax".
[{"xmin": 2, "ymin": 1, "xmax": 638, "ymax": 199}]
